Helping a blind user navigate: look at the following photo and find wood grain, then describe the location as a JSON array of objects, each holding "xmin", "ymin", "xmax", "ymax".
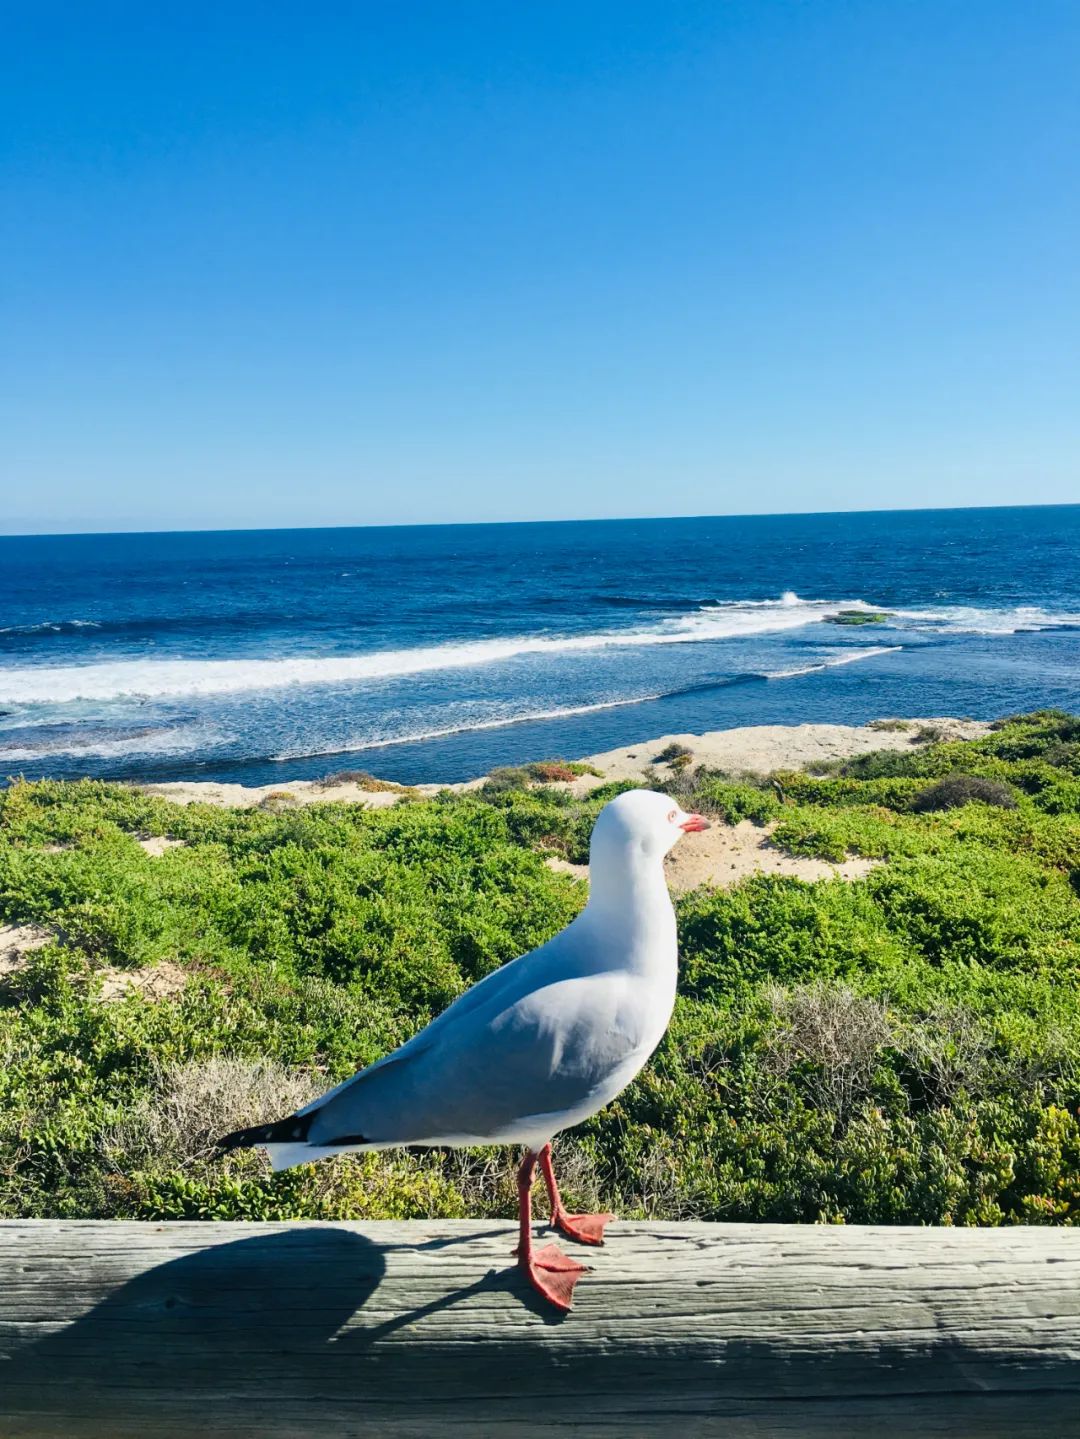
[{"xmin": 2, "ymin": 1219, "xmax": 1079, "ymax": 1437}]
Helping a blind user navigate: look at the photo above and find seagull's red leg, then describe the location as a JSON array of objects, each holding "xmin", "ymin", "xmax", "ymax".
[
  {"xmin": 516, "ymin": 1148, "xmax": 588, "ymax": 1312},
  {"xmin": 539, "ymin": 1142, "xmax": 615, "ymax": 1246}
]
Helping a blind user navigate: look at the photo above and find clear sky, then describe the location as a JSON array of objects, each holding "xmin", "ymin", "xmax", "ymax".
[{"xmin": 3, "ymin": 3, "xmax": 1079, "ymax": 533}]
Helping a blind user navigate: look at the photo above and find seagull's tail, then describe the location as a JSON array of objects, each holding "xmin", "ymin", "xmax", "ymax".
[
  {"xmin": 216, "ymin": 1109, "xmax": 316, "ymax": 1155},
  {"xmin": 217, "ymin": 1109, "xmax": 374, "ymax": 1170}
]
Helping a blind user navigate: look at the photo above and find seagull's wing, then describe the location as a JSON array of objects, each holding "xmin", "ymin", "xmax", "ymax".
[
  {"xmin": 294, "ymin": 918, "xmax": 590, "ymax": 1119},
  {"xmin": 306, "ymin": 966, "xmax": 648, "ymax": 1148}
]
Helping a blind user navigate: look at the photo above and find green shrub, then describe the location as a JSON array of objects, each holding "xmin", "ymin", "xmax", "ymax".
[
  {"xmin": 691, "ymin": 773, "xmax": 780, "ymax": 825},
  {"xmin": 1, "ymin": 711, "xmax": 1079, "ymax": 1227},
  {"xmin": 911, "ymin": 774, "xmax": 1019, "ymax": 812},
  {"xmin": 816, "ymin": 748, "xmax": 926, "ymax": 781},
  {"xmin": 654, "ymin": 742, "xmax": 693, "ymax": 764},
  {"xmin": 258, "ymin": 790, "xmax": 297, "ymax": 811},
  {"xmin": 481, "ymin": 767, "xmax": 531, "ymax": 795},
  {"xmin": 317, "ymin": 770, "xmax": 410, "ymax": 793},
  {"xmin": 525, "ymin": 759, "xmax": 601, "ymax": 781},
  {"xmin": 524, "ymin": 761, "xmax": 577, "ymax": 783}
]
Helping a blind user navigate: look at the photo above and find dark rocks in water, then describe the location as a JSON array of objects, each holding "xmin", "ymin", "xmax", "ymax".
[{"xmin": 825, "ymin": 609, "xmax": 892, "ymax": 626}]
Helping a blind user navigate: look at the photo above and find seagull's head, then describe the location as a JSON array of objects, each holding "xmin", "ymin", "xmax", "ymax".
[{"xmin": 590, "ymin": 788, "xmax": 711, "ymax": 867}]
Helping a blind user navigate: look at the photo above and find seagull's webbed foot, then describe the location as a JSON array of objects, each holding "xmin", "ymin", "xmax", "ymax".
[
  {"xmin": 515, "ymin": 1147, "xmax": 594, "ymax": 1311},
  {"xmin": 522, "ymin": 1242, "xmax": 589, "ymax": 1312},
  {"xmin": 538, "ymin": 1142, "xmax": 615, "ymax": 1246},
  {"xmin": 552, "ymin": 1207, "xmax": 615, "ymax": 1246}
]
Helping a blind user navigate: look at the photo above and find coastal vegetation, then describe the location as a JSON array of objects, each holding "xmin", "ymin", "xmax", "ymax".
[
  {"xmin": 1, "ymin": 710, "xmax": 1078, "ymax": 1227},
  {"xmin": 317, "ymin": 770, "xmax": 415, "ymax": 794},
  {"xmin": 525, "ymin": 759, "xmax": 604, "ymax": 783},
  {"xmin": 653, "ymin": 742, "xmax": 695, "ymax": 771}
]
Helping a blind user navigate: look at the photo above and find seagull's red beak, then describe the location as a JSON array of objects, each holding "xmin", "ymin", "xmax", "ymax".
[{"xmin": 679, "ymin": 812, "xmax": 711, "ymax": 833}]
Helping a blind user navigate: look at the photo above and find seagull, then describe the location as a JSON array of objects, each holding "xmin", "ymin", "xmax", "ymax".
[{"xmin": 218, "ymin": 788, "xmax": 710, "ymax": 1311}]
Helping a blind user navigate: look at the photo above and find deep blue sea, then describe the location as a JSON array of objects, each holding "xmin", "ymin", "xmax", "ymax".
[{"xmin": 1, "ymin": 507, "xmax": 1078, "ymax": 786}]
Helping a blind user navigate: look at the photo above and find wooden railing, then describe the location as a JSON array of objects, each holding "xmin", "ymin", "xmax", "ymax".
[{"xmin": 2, "ymin": 1219, "xmax": 1079, "ymax": 1436}]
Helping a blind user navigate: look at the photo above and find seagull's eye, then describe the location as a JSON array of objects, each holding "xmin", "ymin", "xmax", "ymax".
[{"xmin": 667, "ymin": 809, "xmax": 678, "ymax": 824}]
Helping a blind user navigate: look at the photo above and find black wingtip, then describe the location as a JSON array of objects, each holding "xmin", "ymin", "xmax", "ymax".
[{"xmin": 216, "ymin": 1111, "xmax": 315, "ymax": 1155}]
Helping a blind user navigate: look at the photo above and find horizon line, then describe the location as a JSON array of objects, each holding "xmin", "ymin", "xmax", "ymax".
[{"xmin": 2, "ymin": 499, "xmax": 1078, "ymax": 542}]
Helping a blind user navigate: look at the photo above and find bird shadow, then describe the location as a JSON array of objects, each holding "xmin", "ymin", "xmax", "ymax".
[{"xmin": 2, "ymin": 1224, "xmax": 568, "ymax": 1433}]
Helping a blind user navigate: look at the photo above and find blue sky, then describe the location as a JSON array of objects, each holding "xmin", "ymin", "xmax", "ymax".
[{"xmin": 3, "ymin": 2, "xmax": 1078, "ymax": 533}]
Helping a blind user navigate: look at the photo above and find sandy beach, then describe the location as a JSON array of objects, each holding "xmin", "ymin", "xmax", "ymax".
[{"xmin": 140, "ymin": 715, "xmax": 988, "ymax": 810}]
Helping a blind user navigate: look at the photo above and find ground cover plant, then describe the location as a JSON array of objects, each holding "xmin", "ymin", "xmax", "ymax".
[{"xmin": 1, "ymin": 710, "xmax": 1078, "ymax": 1226}]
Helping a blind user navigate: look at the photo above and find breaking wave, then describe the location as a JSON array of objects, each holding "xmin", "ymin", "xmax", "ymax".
[
  {"xmin": 889, "ymin": 604, "xmax": 1080, "ymax": 634},
  {"xmin": 0, "ymin": 619, "xmax": 102, "ymax": 637},
  {"xmin": 764, "ymin": 646, "xmax": 901, "ymax": 679},
  {"xmin": 0, "ymin": 597, "xmax": 858, "ymax": 702},
  {"xmin": 0, "ymin": 591, "xmax": 1075, "ymax": 706}
]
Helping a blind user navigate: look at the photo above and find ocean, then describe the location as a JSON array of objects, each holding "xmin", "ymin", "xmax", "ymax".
[{"xmin": 1, "ymin": 506, "xmax": 1078, "ymax": 787}]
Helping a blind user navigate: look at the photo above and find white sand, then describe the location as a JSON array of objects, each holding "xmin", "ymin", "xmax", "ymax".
[
  {"xmin": 137, "ymin": 717, "xmax": 987, "ymax": 809},
  {"xmin": 547, "ymin": 820, "xmax": 879, "ymax": 895},
  {"xmin": 570, "ymin": 717, "xmax": 989, "ymax": 792},
  {"xmin": 0, "ymin": 923, "xmax": 53, "ymax": 977},
  {"xmin": 138, "ymin": 778, "xmax": 422, "ymax": 810},
  {"xmin": 133, "ymin": 835, "xmax": 186, "ymax": 856},
  {"xmin": 666, "ymin": 819, "xmax": 879, "ymax": 893},
  {"xmin": 97, "ymin": 961, "xmax": 189, "ymax": 1003}
]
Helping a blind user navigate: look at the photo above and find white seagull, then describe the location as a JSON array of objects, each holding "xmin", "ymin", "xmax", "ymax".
[{"xmin": 219, "ymin": 789, "xmax": 709, "ymax": 1310}]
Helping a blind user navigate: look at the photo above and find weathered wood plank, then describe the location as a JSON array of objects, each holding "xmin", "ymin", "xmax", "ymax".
[{"xmin": 1, "ymin": 1219, "xmax": 1079, "ymax": 1437}]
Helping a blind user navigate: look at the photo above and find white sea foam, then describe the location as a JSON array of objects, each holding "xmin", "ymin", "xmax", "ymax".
[
  {"xmin": 764, "ymin": 646, "xmax": 901, "ymax": 680},
  {"xmin": 0, "ymin": 619, "xmax": 101, "ymax": 635},
  {"xmin": 0, "ymin": 593, "xmax": 1073, "ymax": 705},
  {"xmin": 0, "ymin": 599, "xmax": 859, "ymax": 703},
  {"xmin": 0, "ymin": 723, "xmax": 220, "ymax": 762},
  {"xmin": 889, "ymin": 604, "xmax": 1080, "ymax": 634}
]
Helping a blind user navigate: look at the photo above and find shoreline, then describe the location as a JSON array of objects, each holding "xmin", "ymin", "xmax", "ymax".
[{"xmin": 137, "ymin": 715, "xmax": 990, "ymax": 810}]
